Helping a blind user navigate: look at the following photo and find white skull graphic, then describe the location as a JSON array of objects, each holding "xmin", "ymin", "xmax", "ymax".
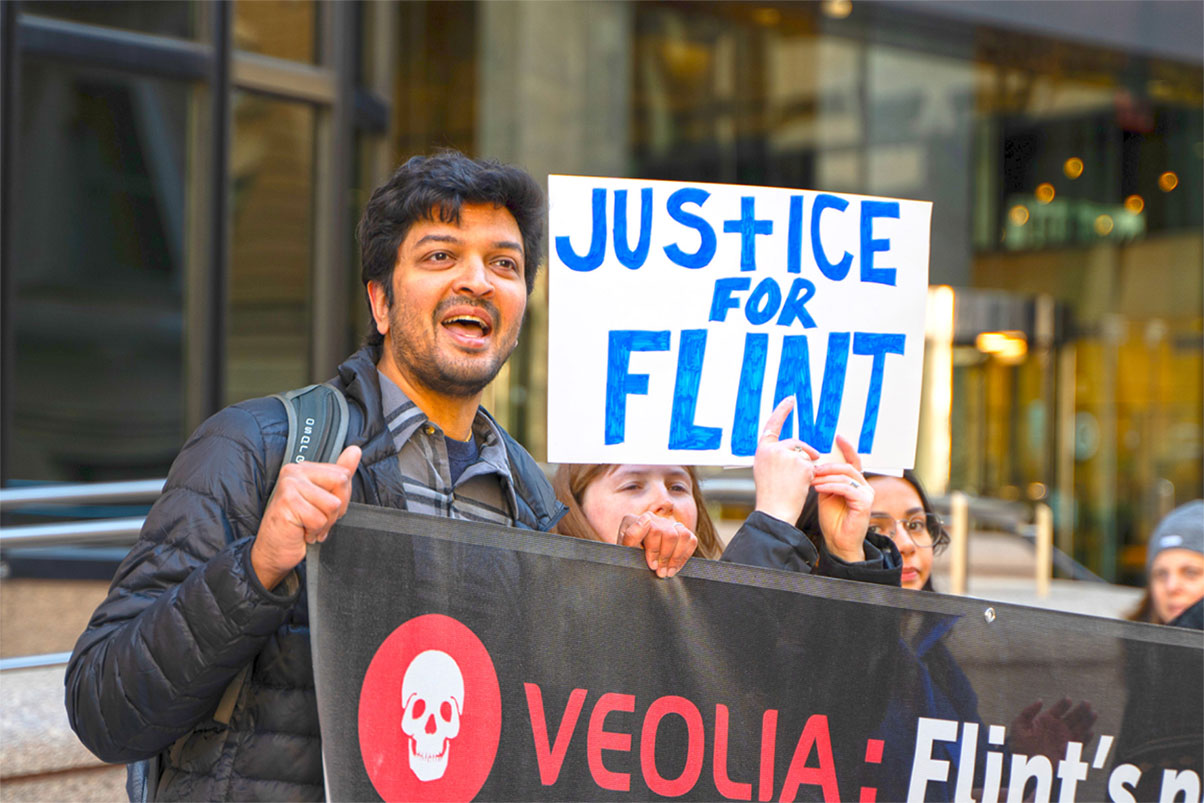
[{"xmin": 400, "ymin": 650, "xmax": 464, "ymax": 781}]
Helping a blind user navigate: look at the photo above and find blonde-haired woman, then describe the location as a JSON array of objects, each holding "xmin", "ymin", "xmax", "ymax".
[{"xmin": 553, "ymin": 398, "xmax": 901, "ymax": 584}]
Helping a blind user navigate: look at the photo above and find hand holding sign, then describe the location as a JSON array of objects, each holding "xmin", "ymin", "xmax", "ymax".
[
  {"xmin": 753, "ymin": 397, "xmax": 821, "ymax": 525},
  {"xmin": 252, "ymin": 445, "xmax": 361, "ymax": 590},
  {"xmin": 811, "ymin": 436, "xmax": 874, "ymax": 563},
  {"xmin": 617, "ymin": 511, "xmax": 698, "ymax": 578}
]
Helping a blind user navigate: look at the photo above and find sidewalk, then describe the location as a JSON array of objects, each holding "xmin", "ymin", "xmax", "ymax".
[
  {"xmin": 0, "ymin": 666, "xmax": 125, "ymax": 801},
  {"xmin": 931, "ymin": 530, "xmax": 1143, "ymax": 619},
  {"xmin": 716, "ymin": 519, "xmax": 1144, "ymax": 620}
]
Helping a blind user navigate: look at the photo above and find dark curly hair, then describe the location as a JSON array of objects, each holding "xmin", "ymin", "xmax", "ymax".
[{"xmin": 356, "ymin": 150, "xmax": 546, "ymax": 345}]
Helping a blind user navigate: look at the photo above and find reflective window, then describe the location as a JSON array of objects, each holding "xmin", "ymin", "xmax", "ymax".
[
  {"xmin": 233, "ymin": 0, "xmax": 318, "ymax": 64},
  {"xmin": 969, "ymin": 43, "xmax": 1203, "ymax": 580},
  {"xmin": 394, "ymin": 1, "xmax": 477, "ymax": 156},
  {"xmin": 350, "ymin": 133, "xmax": 378, "ymax": 350},
  {"xmin": 634, "ymin": 3, "xmax": 824, "ymax": 188},
  {"xmin": 991, "ymin": 90, "xmax": 1202, "ymax": 251},
  {"xmin": 19, "ymin": 0, "xmax": 196, "ymax": 40},
  {"xmin": 226, "ymin": 91, "xmax": 316, "ymax": 405},
  {"xmin": 10, "ymin": 58, "xmax": 190, "ymax": 482}
]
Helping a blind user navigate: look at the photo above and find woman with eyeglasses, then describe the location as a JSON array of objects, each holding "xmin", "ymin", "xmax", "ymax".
[
  {"xmin": 789, "ymin": 467, "xmax": 945, "ymax": 590},
  {"xmin": 850, "ymin": 469, "xmax": 1094, "ymax": 802},
  {"xmin": 863, "ymin": 470, "xmax": 949, "ymax": 591}
]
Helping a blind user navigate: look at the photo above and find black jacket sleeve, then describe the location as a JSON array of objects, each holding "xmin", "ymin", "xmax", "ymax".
[
  {"xmin": 64, "ymin": 401, "xmax": 297, "ymax": 763},
  {"xmin": 814, "ymin": 531, "xmax": 902, "ymax": 585},
  {"xmin": 1169, "ymin": 598, "xmax": 1204, "ymax": 630},
  {"xmin": 720, "ymin": 510, "xmax": 902, "ymax": 586}
]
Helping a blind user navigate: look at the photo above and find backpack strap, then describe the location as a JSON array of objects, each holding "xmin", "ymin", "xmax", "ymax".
[
  {"xmin": 273, "ymin": 383, "xmax": 350, "ymax": 465},
  {"xmin": 210, "ymin": 383, "xmax": 348, "ymax": 718},
  {"xmin": 126, "ymin": 385, "xmax": 350, "ymax": 800},
  {"xmin": 126, "ymin": 754, "xmax": 158, "ymax": 802}
]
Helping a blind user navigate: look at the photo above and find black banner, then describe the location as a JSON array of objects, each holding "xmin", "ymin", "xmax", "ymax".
[{"xmin": 310, "ymin": 505, "xmax": 1202, "ymax": 803}]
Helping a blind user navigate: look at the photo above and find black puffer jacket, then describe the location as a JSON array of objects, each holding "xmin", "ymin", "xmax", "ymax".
[
  {"xmin": 721, "ymin": 509, "xmax": 902, "ymax": 585},
  {"xmin": 64, "ymin": 345, "xmax": 566, "ymax": 801}
]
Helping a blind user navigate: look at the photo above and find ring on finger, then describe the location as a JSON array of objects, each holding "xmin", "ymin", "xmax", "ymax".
[{"xmin": 850, "ymin": 480, "xmax": 860, "ymax": 489}]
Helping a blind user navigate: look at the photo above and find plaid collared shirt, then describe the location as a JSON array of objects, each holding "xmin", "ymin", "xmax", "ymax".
[{"xmin": 378, "ymin": 371, "xmax": 518, "ymax": 526}]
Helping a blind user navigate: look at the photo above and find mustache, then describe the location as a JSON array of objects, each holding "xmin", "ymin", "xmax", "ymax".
[{"xmin": 433, "ymin": 296, "xmax": 499, "ymax": 325}]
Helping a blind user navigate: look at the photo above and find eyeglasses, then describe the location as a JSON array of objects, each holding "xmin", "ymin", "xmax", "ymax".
[{"xmin": 867, "ymin": 513, "xmax": 943, "ymax": 549}]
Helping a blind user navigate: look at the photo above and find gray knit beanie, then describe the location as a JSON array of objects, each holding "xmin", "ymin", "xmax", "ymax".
[{"xmin": 1146, "ymin": 499, "xmax": 1204, "ymax": 574}]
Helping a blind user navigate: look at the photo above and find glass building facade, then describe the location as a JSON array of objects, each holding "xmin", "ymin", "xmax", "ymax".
[{"xmin": 3, "ymin": 0, "xmax": 1201, "ymax": 583}]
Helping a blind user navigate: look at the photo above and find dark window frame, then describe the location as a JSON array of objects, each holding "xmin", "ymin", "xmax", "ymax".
[{"xmin": 1, "ymin": 1, "xmax": 382, "ymax": 485}]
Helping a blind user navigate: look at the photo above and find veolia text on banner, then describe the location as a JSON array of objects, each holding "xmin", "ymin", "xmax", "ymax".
[{"xmin": 311, "ymin": 506, "xmax": 1203, "ymax": 803}]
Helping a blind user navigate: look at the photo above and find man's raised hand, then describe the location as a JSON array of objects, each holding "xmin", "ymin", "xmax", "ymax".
[{"xmin": 251, "ymin": 445, "xmax": 361, "ymax": 590}]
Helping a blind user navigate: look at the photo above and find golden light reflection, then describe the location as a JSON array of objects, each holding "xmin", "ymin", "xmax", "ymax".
[
  {"xmin": 976, "ymin": 331, "xmax": 1028, "ymax": 364},
  {"xmin": 1062, "ymin": 158, "xmax": 1084, "ymax": 179},
  {"xmin": 1094, "ymin": 214, "xmax": 1114, "ymax": 236},
  {"xmin": 752, "ymin": 7, "xmax": 781, "ymax": 26},
  {"xmin": 1035, "ymin": 183, "xmax": 1055, "ymax": 204},
  {"xmin": 977, "ymin": 332, "xmax": 1007, "ymax": 352},
  {"xmin": 996, "ymin": 343, "xmax": 1026, "ymax": 365},
  {"xmin": 822, "ymin": 0, "xmax": 852, "ymax": 19},
  {"xmin": 1008, "ymin": 205, "xmax": 1030, "ymax": 226},
  {"xmin": 922, "ymin": 286, "xmax": 955, "ymax": 495},
  {"xmin": 1158, "ymin": 171, "xmax": 1179, "ymax": 192},
  {"xmin": 1124, "ymin": 195, "xmax": 1145, "ymax": 214}
]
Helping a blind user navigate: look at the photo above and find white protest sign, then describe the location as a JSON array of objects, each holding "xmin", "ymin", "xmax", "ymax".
[{"xmin": 547, "ymin": 175, "xmax": 931, "ymax": 470}]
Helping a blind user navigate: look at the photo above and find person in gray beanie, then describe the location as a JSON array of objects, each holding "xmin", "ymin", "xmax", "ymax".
[{"xmin": 1127, "ymin": 499, "xmax": 1204, "ymax": 627}]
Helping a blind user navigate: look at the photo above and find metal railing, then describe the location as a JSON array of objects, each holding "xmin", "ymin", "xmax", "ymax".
[
  {"xmin": 0, "ymin": 652, "xmax": 73, "ymax": 671},
  {"xmin": 2, "ymin": 476, "xmax": 1104, "ymax": 580},
  {"xmin": 0, "ymin": 480, "xmax": 166, "ymax": 671},
  {"xmin": 935, "ymin": 493, "xmax": 1104, "ymax": 587},
  {"xmin": 698, "ymin": 474, "xmax": 1104, "ymax": 591},
  {"xmin": 0, "ymin": 478, "xmax": 165, "ymax": 508},
  {"xmin": 1, "ymin": 479, "xmax": 163, "ymax": 549},
  {"xmin": 0, "ymin": 475, "xmax": 1104, "ymax": 672},
  {"xmin": 1, "ymin": 517, "xmax": 148, "ymax": 548}
]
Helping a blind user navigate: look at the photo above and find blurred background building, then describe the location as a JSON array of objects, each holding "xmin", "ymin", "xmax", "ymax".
[{"xmin": 2, "ymin": 0, "xmax": 1201, "ymax": 589}]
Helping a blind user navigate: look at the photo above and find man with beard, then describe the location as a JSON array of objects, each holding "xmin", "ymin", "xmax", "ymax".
[{"xmin": 65, "ymin": 152, "xmax": 698, "ymax": 801}]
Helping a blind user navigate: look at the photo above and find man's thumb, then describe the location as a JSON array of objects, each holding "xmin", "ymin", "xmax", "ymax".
[{"xmin": 336, "ymin": 444, "xmax": 362, "ymax": 473}]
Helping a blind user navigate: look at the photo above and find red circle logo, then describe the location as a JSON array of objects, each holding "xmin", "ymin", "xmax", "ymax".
[{"xmin": 358, "ymin": 614, "xmax": 501, "ymax": 802}]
